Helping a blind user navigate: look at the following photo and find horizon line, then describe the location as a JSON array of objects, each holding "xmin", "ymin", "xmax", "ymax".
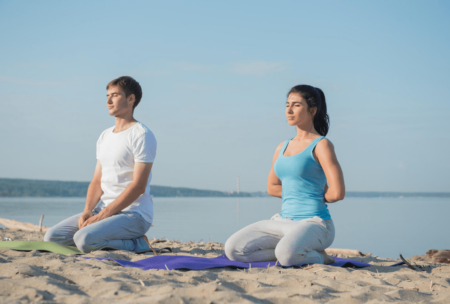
[{"xmin": 0, "ymin": 177, "xmax": 449, "ymax": 194}]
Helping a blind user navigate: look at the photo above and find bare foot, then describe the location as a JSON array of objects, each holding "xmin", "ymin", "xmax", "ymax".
[
  {"xmin": 142, "ymin": 235, "xmax": 158, "ymax": 255},
  {"xmin": 319, "ymin": 250, "xmax": 335, "ymax": 264}
]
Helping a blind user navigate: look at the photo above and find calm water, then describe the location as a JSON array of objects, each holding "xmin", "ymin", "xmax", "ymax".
[{"xmin": 0, "ymin": 197, "xmax": 448, "ymax": 259}]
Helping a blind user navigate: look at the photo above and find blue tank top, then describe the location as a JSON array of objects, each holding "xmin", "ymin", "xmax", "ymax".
[{"xmin": 274, "ymin": 136, "xmax": 331, "ymax": 221}]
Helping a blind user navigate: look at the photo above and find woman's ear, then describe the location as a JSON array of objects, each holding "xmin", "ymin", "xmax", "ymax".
[{"xmin": 310, "ymin": 106, "xmax": 317, "ymax": 118}]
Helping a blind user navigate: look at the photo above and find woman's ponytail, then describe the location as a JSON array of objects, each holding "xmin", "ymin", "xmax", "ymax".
[
  {"xmin": 313, "ymin": 87, "xmax": 329, "ymax": 136},
  {"xmin": 287, "ymin": 85, "xmax": 330, "ymax": 136}
]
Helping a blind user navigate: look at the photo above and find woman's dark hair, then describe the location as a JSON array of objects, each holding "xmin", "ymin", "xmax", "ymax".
[{"xmin": 287, "ymin": 85, "xmax": 329, "ymax": 136}]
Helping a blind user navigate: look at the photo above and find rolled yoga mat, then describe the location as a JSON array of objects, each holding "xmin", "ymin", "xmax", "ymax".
[{"xmin": 0, "ymin": 241, "xmax": 84, "ymax": 255}]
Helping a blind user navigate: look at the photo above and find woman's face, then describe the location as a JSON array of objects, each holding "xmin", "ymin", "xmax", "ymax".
[{"xmin": 285, "ymin": 93, "xmax": 316, "ymax": 127}]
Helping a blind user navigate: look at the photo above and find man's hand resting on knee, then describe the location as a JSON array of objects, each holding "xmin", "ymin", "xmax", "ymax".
[
  {"xmin": 78, "ymin": 160, "xmax": 103, "ymax": 229},
  {"xmin": 79, "ymin": 212, "xmax": 109, "ymax": 229},
  {"xmin": 78, "ymin": 162, "xmax": 153, "ymax": 229},
  {"xmin": 78, "ymin": 211, "xmax": 93, "ymax": 229}
]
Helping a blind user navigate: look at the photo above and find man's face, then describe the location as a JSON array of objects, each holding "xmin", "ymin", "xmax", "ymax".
[{"xmin": 106, "ymin": 86, "xmax": 134, "ymax": 117}]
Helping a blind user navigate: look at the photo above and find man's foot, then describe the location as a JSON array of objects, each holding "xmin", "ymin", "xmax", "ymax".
[
  {"xmin": 318, "ymin": 250, "xmax": 335, "ymax": 265},
  {"xmin": 143, "ymin": 235, "xmax": 158, "ymax": 255}
]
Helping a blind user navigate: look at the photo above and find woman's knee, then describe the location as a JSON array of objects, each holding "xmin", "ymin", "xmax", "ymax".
[
  {"xmin": 275, "ymin": 243, "xmax": 302, "ymax": 266},
  {"xmin": 275, "ymin": 242, "xmax": 325, "ymax": 266},
  {"xmin": 225, "ymin": 232, "xmax": 257, "ymax": 262},
  {"xmin": 224, "ymin": 236, "xmax": 241, "ymax": 261}
]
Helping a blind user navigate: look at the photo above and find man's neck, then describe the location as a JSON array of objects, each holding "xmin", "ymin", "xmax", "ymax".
[{"xmin": 114, "ymin": 115, "xmax": 137, "ymax": 133}]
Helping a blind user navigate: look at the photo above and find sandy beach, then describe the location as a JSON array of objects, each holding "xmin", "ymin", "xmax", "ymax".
[{"xmin": 1, "ymin": 228, "xmax": 449, "ymax": 303}]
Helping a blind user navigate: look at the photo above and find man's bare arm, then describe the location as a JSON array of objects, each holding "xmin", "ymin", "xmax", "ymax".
[
  {"xmin": 80, "ymin": 162, "xmax": 152, "ymax": 228},
  {"xmin": 84, "ymin": 161, "xmax": 103, "ymax": 212},
  {"xmin": 78, "ymin": 161, "xmax": 103, "ymax": 228}
]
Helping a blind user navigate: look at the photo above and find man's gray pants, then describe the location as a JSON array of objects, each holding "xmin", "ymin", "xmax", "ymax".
[{"xmin": 44, "ymin": 207, "xmax": 151, "ymax": 253}]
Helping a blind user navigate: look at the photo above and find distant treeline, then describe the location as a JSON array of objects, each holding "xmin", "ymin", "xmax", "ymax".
[
  {"xmin": 345, "ymin": 192, "xmax": 450, "ymax": 198},
  {"xmin": 0, "ymin": 178, "xmax": 259, "ymax": 198},
  {"xmin": 0, "ymin": 178, "xmax": 448, "ymax": 198}
]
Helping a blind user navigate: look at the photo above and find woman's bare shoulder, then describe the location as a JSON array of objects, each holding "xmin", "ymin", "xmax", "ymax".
[
  {"xmin": 274, "ymin": 141, "xmax": 286, "ymax": 153},
  {"xmin": 315, "ymin": 138, "xmax": 335, "ymax": 154}
]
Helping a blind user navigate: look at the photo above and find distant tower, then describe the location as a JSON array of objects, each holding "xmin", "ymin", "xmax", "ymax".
[{"xmin": 237, "ymin": 176, "xmax": 240, "ymax": 194}]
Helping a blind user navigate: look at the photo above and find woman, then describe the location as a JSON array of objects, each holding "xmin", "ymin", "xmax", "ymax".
[{"xmin": 225, "ymin": 85, "xmax": 345, "ymax": 266}]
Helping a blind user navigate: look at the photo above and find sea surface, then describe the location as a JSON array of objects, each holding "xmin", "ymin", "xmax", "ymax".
[{"xmin": 0, "ymin": 197, "xmax": 448, "ymax": 259}]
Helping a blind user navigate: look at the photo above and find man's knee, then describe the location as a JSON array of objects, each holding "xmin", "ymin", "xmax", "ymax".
[
  {"xmin": 44, "ymin": 227, "xmax": 63, "ymax": 243},
  {"xmin": 73, "ymin": 230, "xmax": 98, "ymax": 253},
  {"xmin": 43, "ymin": 229, "xmax": 54, "ymax": 242}
]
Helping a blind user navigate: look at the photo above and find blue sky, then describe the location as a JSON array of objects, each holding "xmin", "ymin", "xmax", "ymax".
[{"xmin": 0, "ymin": 0, "xmax": 449, "ymax": 192}]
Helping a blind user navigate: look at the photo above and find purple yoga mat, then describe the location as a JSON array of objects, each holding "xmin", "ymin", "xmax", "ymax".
[{"xmin": 83, "ymin": 254, "xmax": 372, "ymax": 270}]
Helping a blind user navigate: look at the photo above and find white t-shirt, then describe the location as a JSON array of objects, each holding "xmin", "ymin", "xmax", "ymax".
[{"xmin": 96, "ymin": 122, "xmax": 156, "ymax": 223}]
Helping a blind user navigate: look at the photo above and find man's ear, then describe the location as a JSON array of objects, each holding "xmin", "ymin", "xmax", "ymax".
[{"xmin": 128, "ymin": 94, "xmax": 136, "ymax": 107}]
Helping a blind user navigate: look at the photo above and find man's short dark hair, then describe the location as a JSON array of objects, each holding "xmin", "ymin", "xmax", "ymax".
[{"xmin": 107, "ymin": 76, "xmax": 142, "ymax": 109}]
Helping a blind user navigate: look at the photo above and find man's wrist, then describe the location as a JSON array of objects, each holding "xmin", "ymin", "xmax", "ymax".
[{"xmin": 98, "ymin": 208, "xmax": 112, "ymax": 218}]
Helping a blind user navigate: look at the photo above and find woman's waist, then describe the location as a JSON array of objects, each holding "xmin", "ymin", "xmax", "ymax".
[
  {"xmin": 281, "ymin": 198, "xmax": 328, "ymax": 208},
  {"xmin": 280, "ymin": 200, "xmax": 331, "ymax": 220},
  {"xmin": 282, "ymin": 191, "xmax": 325, "ymax": 202},
  {"xmin": 281, "ymin": 180, "xmax": 325, "ymax": 195}
]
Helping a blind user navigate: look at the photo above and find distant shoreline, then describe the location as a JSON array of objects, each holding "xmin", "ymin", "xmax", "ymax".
[{"xmin": 0, "ymin": 178, "xmax": 449, "ymax": 198}]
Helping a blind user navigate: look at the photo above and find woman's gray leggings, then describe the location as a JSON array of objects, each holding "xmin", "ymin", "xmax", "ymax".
[{"xmin": 225, "ymin": 214, "xmax": 335, "ymax": 266}]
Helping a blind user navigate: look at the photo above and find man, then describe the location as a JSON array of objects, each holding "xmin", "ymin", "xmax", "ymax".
[{"xmin": 44, "ymin": 76, "xmax": 156, "ymax": 253}]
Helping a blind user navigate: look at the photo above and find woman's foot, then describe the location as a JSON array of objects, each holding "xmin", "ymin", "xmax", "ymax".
[{"xmin": 318, "ymin": 250, "xmax": 335, "ymax": 264}]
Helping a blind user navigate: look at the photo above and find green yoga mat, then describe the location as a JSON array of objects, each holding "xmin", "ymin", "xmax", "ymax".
[{"xmin": 0, "ymin": 241, "xmax": 85, "ymax": 255}]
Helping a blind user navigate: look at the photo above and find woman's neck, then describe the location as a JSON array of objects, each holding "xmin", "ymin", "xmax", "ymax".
[{"xmin": 293, "ymin": 123, "xmax": 319, "ymax": 141}]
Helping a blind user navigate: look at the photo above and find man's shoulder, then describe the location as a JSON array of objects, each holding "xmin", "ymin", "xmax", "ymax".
[{"xmin": 132, "ymin": 122, "xmax": 156, "ymax": 141}]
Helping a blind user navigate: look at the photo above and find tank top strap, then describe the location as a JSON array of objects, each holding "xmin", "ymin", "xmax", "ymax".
[
  {"xmin": 307, "ymin": 136, "xmax": 325, "ymax": 153},
  {"xmin": 278, "ymin": 139, "xmax": 291, "ymax": 157}
]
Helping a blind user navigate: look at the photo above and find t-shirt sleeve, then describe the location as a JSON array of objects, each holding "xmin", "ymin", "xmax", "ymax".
[
  {"xmin": 96, "ymin": 134, "xmax": 103, "ymax": 160},
  {"xmin": 133, "ymin": 131, "xmax": 157, "ymax": 163}
]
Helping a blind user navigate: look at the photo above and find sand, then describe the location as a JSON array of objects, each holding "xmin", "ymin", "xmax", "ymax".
[{"xmin": 1, "ymin": 228, "xmax": 450, "ymax": 303}]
